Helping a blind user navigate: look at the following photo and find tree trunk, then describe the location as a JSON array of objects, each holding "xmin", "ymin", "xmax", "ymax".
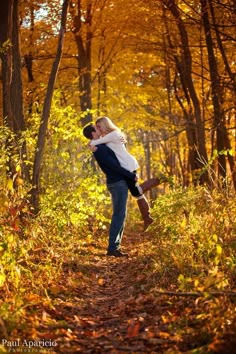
[
  {"xmin": 11, "ymin": 0, "xmax": 30, "ymax": 181},
  {"xmin": 71, "ymin": 0, "xmax": 93, "ymax": 126},
  {"xmin": 0, "ymin": 0, "xmax": 14, "ymax": 130},
  {"xmin": 208, "ymin": 0, "xmax": 236, "ymax": 189},
  {"xmin": 24, "ymin": 5, "xmax": 35, "ymax": 115},
  {"xmin": 163, "ymin": 0, "xmax": 209, "ymax": 185},
  {"xmin": 0, "ymin": 0, "xmax": 29, "ymax": 181},
  {"xmin": 31, "ymin": 0, "xmax": 69, "ymax": 213},
  {"xmin": 201, "ymin": 0, "xmax": 226, "ymax": 182}
]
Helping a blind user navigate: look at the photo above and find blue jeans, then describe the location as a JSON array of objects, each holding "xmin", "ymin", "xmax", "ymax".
[{"xmin": 107, "ymin": 179, "xmax": 128, "ymax": 252}]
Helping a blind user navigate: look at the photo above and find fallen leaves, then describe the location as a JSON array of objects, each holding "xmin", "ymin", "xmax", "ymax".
[
  {"xmin": 2, "ymin": 232, "xmax": 235, "ymax": 353},
  {"xmin": 97, "ymin": 278, "xmax": 105, "ymax": 286},
  {"xmin": 127, "ymin": 319, "xmax": 140, "ymax": 337}
]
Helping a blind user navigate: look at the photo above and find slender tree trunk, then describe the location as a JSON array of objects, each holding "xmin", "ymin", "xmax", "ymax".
[
  {"xmin": 0, "ymin": 0, "xmax": 13, "ymax": 130},
  {"xmin": 163, "ymin": 10, "xmax": 196, "ymax": 185},
  {"xmin": 31, "ymin": 0, "xmax": 69, "ymax": 213},
  {"xmin": 163, "ymin": 0, "xmax": 209, "ymax": 185},
  {"xmin": 173, "ymin": 72, "xmax": 197, "ymax": 185},
  {"xmin": 208, "ymin": 0, "xmax": 236, "ymax": 87},
  {"xmin": 71, "ymin": 0, "xmax": 93, "ymax": 126},
  {"xmin": 201, "ymin": 0, "xmax": 226, "ymax": 182},
  {"xmin": 24, "ymin": 5, "xmax": 35, "ymax": 115},
  {"xmin": 11, "ymin": 0, "xmax": 24, "ymax": 133},
  {"xmin": 0, "ymin": 0, "xmax": 29, "ymax": 182},
  {"xmin": 97, "ymin": 32, "xmax": 108, "ymax": 115},
  {"xmin": 11, "ymin": 0, "xmax": 30, "ymax": 181},
  {"xmin": 208, "ymin": 0, "xmax": 236, "ymax": 189}
]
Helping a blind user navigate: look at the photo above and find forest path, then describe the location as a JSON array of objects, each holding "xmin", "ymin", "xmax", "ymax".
[{"xmin": 23, "ymin": 232, "xmax": 199, "ymax": 353}]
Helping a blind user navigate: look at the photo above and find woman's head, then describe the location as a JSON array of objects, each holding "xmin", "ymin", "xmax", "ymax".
[{"xmin": 95, "ymin": 116, "xmax": 120, "ymax": 135}]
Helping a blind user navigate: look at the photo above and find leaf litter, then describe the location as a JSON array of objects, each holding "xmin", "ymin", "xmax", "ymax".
[{"xmin": 6, "ymin": 232, "xmax": 236, "ymax": 354}]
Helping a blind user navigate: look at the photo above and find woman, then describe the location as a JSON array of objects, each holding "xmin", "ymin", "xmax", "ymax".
[{"xmin": 90, "ymin": 116, "xmax": 144, "ymax": 197}]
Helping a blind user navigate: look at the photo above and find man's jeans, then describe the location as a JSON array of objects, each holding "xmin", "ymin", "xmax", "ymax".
[{"xmin": 107, "ymin": 179, "xmax": 128, "ymax": 252}]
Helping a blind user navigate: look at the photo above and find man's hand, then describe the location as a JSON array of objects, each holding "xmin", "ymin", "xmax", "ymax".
[{"xmin": 88, "ymin": 142, "xmax": 97, "ymax": 152}]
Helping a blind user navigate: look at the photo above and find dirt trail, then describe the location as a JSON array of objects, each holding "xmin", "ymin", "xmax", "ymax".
[
  {"xmin": 24, "ymin": 233, "xmax": 196, "ymax": 353},
  {"xmin": 7, "ymin": 231, "xmax": 234, "ymax": 353}
]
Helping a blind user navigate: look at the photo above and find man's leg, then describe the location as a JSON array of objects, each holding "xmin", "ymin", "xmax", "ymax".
[{"xmin": 107, "ymin": 180, "xmax": 128, "ymax": 253}]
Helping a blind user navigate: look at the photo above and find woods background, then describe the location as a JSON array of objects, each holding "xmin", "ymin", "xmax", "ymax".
[
  {"xmin": 0, "ymin": 0, "xmax": 235, "ymax": 213},
  {"xmin": 0, "ymin": 1, "xmax": 235, "ymax": 352}
]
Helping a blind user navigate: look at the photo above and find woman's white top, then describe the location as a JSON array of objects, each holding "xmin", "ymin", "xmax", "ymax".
[{"xmin": 90, "ymin": 130, "xmax": 139, "ymax": 172}]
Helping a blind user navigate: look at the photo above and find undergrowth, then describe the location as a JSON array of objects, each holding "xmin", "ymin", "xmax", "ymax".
[
  {"xmin": 0, "ymin": 179, "xmax": 235, "ymax": 352},
  {"xmin": 148, "ymin": 186, "xmax": 235, "ymax": 292},
  {"xmin": 133, "ymin": 186, "xmax": 236, "ymax": 352},
  {"xmin": 0, "ymin": 174, "xmax": 109, "ymax": 337}
]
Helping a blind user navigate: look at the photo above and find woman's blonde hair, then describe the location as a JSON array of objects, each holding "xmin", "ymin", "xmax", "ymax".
[{"xmin": 95, "ymin": 116, "xmax": 120, "ymax": 134}]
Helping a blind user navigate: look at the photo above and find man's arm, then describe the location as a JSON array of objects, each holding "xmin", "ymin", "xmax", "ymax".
[{"xmin": 94, "ymin": 145, "xmax": 136, "ymax": 180}]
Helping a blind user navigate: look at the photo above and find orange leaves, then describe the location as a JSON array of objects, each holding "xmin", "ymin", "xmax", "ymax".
[
  {"xmin": 127, "ymin": 319, "xmax": 140, "ymax": 337},
  {"xmin": 0, "ymin": 212, "xmax": 234, "ymax": 354},
  {"xmin": 25, "ymin": 293, "xmax": 42, "ymax": 304},
  {"xmin": 97, "ymin": 278, "xmax": 105, "ymax": 286},
  {"xmin": 3, "ymin": 201, "xmax": 31, "ymax": 233}
]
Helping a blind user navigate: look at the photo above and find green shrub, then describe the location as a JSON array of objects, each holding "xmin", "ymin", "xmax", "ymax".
[{"xmin": 149, "ymin": 187, "xmax": 236, "ymax": 292}]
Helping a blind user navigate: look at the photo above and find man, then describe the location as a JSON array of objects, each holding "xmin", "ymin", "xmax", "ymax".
[{"xmin": 83, "ymin": 123, "xmax": 137, "ymax": 257}]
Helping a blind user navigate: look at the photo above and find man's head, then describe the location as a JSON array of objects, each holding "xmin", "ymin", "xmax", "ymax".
[{"xmin": 83, "ymin": 124, "xmax": 100, "ymax": 140}]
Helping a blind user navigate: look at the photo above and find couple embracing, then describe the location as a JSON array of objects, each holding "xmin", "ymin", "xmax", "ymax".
[{"xmin": 83, "ymin": 117, "xmax": 167, "ymax": 258}]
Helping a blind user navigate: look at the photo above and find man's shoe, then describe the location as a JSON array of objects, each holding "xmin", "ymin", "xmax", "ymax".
[{"xmin": 106, "ymin": 250, "xmax": 129, "ymax": 257}]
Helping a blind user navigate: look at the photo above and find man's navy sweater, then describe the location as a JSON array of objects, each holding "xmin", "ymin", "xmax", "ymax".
[{"xmin": 93, "ymin": 144, "xmax": 136, "ymax": 184}]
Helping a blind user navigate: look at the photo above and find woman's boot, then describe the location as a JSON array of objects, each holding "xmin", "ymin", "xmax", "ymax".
[{"xmin": 137, "ymin": 196, "xmax": 154, "ymax": 231}]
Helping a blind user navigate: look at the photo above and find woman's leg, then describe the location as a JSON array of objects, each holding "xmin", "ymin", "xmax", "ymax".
[{"xmin": 126, "ymin": 179, "xmax": 153, "ymax": 230}]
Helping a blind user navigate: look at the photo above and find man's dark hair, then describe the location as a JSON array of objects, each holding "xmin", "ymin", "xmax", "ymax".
[{"xmin": 83, "ymin": 124, "xmax": 96, "ymax": 139}]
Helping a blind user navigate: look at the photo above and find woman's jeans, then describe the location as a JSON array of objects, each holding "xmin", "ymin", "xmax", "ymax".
[{"xmin": 107, "ymin": 179, "xmax": 128, "ymax": 252}]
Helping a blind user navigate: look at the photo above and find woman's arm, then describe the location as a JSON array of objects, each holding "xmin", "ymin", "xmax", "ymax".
[{"xmin": 90, "ymin": 131, "xmax": 121, "ymax": 146}]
